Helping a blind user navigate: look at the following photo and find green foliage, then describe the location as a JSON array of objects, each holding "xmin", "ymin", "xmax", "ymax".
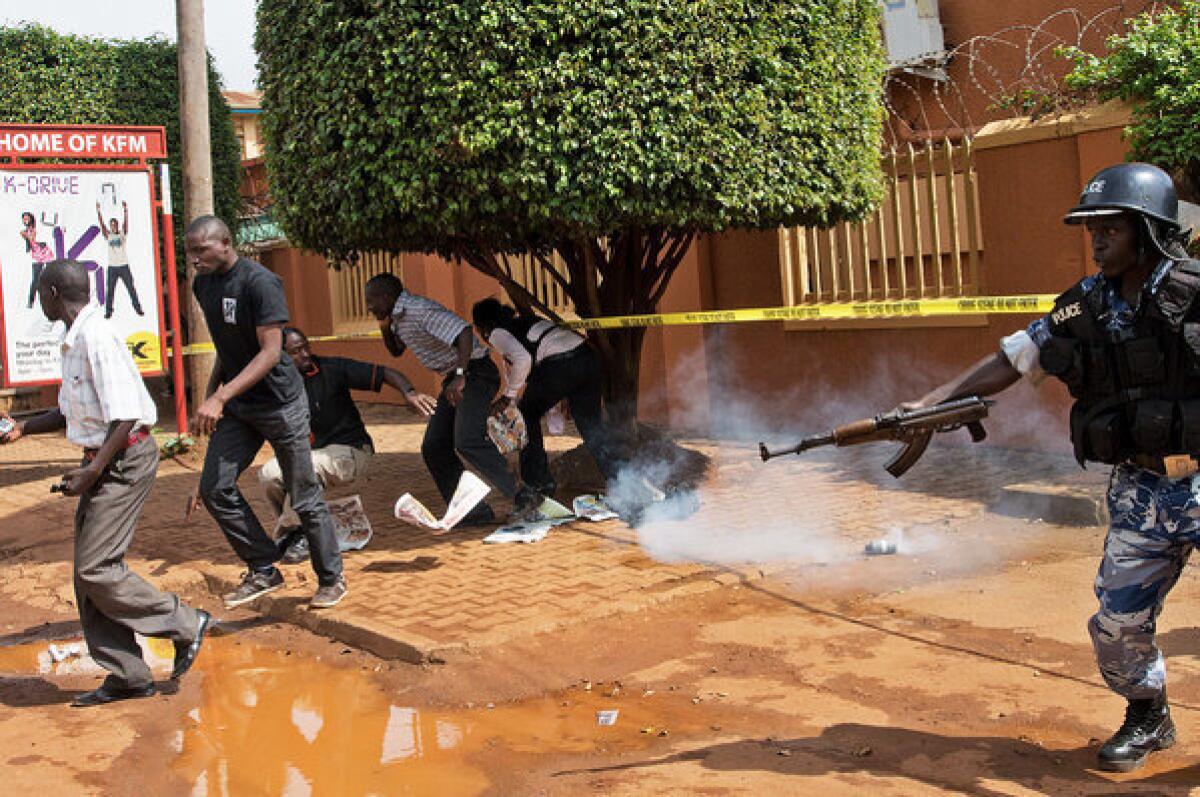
[
  {"xmin": 0, "ymin": 24, "xmax": 244, "ymax": 265},
  {"xmin": 1063, "ymin": 1, "xmax": 1200, "ymax": 200},
  {"xmin": 257, "ymin": 0, "xmax": 886, "ymax": 259}
]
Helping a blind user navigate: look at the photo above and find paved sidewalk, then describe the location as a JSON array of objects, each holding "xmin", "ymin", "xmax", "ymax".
[{"xmin": 0, "ymin": 407, "xmax": 1107, "ymax": 661}]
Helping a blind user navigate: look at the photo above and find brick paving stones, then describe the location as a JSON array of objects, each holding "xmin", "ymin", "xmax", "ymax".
[{"xmin": 0, "ymin": 406, "xmax": 1107, "ymax": 661}]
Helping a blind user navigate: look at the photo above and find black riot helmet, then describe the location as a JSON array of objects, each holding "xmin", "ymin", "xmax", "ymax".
[{"xmin": 1064, "ymin": 163, "xmax": 1186, "ymax": 258}]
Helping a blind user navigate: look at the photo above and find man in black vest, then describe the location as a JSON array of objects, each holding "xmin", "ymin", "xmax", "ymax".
[{"xmin": 902, "ymin": 163, "xmax": 1196, "ymax": 773}]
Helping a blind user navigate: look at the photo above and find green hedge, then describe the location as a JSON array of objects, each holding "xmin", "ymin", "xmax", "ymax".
[
  {"xmin": 257, "ymin": 0, "xmax": 885, "ymax": 259},
  {"xmin": 0, "ymin": 24, "xmax": 244, "ymax": 268}
]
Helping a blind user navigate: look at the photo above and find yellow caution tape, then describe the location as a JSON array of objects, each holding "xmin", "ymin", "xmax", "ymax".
[{"xmin": 175, "ymin": 294, "xmax": 1057, "ymax": 355}]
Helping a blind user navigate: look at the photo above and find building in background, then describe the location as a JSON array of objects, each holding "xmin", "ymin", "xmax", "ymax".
[{"xmin": 224, "ymin": 90, "xmax": 263, "ymax": 159}]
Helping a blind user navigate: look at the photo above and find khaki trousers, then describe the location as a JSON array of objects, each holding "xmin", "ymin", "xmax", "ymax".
[
  {"xmin": 258, "ymin": 443, "xmax": 374, "ymax": 519},
  {"xmin": 74, "ymin": 435, "xmax": 200, "ymax": 687}
]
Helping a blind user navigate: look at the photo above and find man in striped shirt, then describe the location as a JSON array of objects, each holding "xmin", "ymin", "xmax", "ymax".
[
  {"xmin": 364, "ymin": 274, "xmax": 542, "ymax": 524},
  {"xmin": 0, "ymin": 260, "xmax": 210, "ymax": 706}
]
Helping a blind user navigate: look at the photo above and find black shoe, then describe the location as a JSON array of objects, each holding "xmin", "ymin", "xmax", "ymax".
[
  {"xmin": 507, "ymin": 487, "xmax": 544, "ymax": 524},
  {"xmin": 1097, "ymin": 695, "xmax": 1176, "ymax": 772},
  {"xmin": 71, "ymin": 681, "xmax": 157, "ymax": 708},
  {"xmin": 172, "ymin": 610, "xmax": 214, "ymax": 680},
  {"xmin": 223, "ymin": 567, "xmax": 285, "ymax": 609}
]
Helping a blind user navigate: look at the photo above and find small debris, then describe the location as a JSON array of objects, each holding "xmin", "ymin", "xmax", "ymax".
[
  {"xmin": 1032, "ymin": 670, "xmax": 1041, "ymax": 678},
  {"xmin": 47, "ymin": 643, "xmax": 83, "ymax": 663},
  {"xmin": 658, "ymin": 729, "xmax": 670, "ymax": 738},
  {"xmin": 642, "ymin": 689, "xmax": 655, "ymax": 697},
  {"xmin": 710, "ymin": 725, "xmax": 722, "ymax": 731},
  {"xmin": 852, "ymin": 746, "xmax": 873, "ymax": 757},
  {"xmin": 716, "ymin": 691, "xmax": 729, "ymax": 698},
  {"xmin": 709, "ymin": 666, "xmax": 718, "ymax": 673},
  {"xmin": 1052, "ymin": 756, "xmax": 1065, "ymax": 765},
  {"xmin": 596, "ymin": 710, "xmax": 619, "ymax": 726},
  {"xmin": 777, "ymin": 749, "xmax": 792, "ymax": 757},
  {"xmin": 640, "ymin": 726, "xmax": 656, "ymax": 735},
  {"xmin": 582, "ymin": 680, "xmax": 593, "ymax": 692},
  {"xmin": 692, "ymin": 697, "xmax": 701, "ymax": 704},
  {"xmin": 486, "ymin": 702, "xmax": 495, "ymax": 710}
]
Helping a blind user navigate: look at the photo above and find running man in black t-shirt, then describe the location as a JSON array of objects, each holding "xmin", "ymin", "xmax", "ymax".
[
  {"xmin": 184, "ymin": 216, "xmax": 347, "ymax": 610},
  {"xmin": 264, "ymin": 327, "xmax": 436, "ymax": 563}
]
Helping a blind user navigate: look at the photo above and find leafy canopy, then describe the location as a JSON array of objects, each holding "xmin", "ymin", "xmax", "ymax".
[
  {"xmin": 1064, "ymin": 0, "xmax": 1200, "ymax": 197},
  {"xmin": 0, "ymin": 24, "xmax": 244, "ymax": 262},
  {"xmin": 257, "ymin": 0, "xmax": 886, "ymax": 259}
]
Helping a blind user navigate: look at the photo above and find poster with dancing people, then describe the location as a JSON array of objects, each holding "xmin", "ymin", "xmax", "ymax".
[{"xmin": 0, "ymin": 168, "xmax": 164, "ymax": 385}]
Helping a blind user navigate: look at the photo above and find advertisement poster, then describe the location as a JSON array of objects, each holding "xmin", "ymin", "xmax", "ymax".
[{"xmin": 0, "ymin": 168, "xmax": 163, "ymax": 386}]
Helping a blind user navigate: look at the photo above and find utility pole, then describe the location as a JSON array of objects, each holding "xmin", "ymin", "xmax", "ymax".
[{"xmin": 175, "ymin": 0, "xmax": 216, "ymax": 413}]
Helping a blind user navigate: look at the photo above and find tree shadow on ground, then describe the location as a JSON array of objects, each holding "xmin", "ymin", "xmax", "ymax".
[
  {"xmin": 0, "ymin": 621, "xmax": 82, "ymax": 647},
  {"xmin": 557, "ymin": 723, "xmax": 1200, "ymax": 795},
  {"xmin": 0, "ymin": 676, "xmax": 79, "ymax": 708}
]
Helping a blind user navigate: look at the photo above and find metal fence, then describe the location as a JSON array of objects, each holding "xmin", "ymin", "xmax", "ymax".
[
  {"xmin": 329, "ymin": 251, "xmax": 404, "ymax": 332},
  {"xmin": 779, "ymin": 137, "xmax": 983, "ymax": 305}
]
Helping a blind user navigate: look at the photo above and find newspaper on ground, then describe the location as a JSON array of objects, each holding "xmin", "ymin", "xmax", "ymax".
[
  {"xmin": 537, "ymin": 495, "xmax": 574, "ymax": 520},
  {"xmin": 572, "ymin": 494, "xmax": 618, "ymax": 522},
  {"xmin": 394, "ymin": 471, "xmax": 491, "ymax": 534},
  {"xmin": 482, "ymin": 521, "xmax": 553, "ymax": 544},
  {"xmin": 275, "ymin": 494, "xmax": 374, "ymax": 552}
]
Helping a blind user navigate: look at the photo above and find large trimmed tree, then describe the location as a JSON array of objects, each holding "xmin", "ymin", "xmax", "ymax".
[{"xmin": 257, "ymin": 0, "xmax": 886, "ymax": 433}]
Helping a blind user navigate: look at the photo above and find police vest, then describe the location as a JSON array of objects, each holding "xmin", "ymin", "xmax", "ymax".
[{"xmin": 1039, "ymin": 259, "xmax": 1200, "ymax": 465}]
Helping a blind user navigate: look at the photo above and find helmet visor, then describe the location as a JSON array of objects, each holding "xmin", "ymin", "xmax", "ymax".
[{"xmin": 1063, "ymin": 207, "xmax": 1127, "ymax": 225}]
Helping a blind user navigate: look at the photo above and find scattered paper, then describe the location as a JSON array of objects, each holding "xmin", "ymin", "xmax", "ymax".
[
  {"xmin": 275, "ymin": 494, "xmax": 374, "ymax": 552},
  {"xmin": 596, "ymin": 709, "xmax": 620, "ymax": 726},
  {"xmin": 573, "ymin": 494, "xmax": 618, "ymax": 522},
  {"xmin": 483, "ymin": 521, "xmax": 552, "ymax": 544},
  {"xmin": 395, "ymin": 471, "xmax": 491, "ymax": 533},
  {"xmin": 537, "ymin": 496, "xmax": 574, "ymax": 520},
  {"xmin": 329, "ymin": 495, "xmax": 372, "ymax": 551}
]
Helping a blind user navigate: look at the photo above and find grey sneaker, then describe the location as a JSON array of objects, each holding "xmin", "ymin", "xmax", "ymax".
[
  {"xmin": 310, "ymin": 577, "xmax": 348, "ymax": 609},
  {"xmin": 223, "ymin": 568, "xmax": 284, "ymax": 609},
  {"xmin": 281, "ymin": 535, "xmax": 310, "ymax": 565}
]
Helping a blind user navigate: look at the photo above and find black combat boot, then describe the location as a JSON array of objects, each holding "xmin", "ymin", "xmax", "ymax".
[{"xmin": 1097, "ymin": 694, "xmax": 1175, "ymax": 772}]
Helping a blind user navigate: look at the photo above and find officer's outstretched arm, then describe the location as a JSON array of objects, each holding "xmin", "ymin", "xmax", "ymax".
[{"xmin": 903, "ymin": 351, "xmax": 1020, "ymax": 411}]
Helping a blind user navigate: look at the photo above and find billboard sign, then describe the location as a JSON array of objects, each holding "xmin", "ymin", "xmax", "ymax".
[{"xmin": 0, "ymin": 167, "xmax": 164, "ymax": 386}]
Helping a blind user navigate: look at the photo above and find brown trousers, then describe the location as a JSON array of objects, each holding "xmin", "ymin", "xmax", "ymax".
[{"xmin": 74, "ymin": 435, "xmax": 200, "ymax": 687}]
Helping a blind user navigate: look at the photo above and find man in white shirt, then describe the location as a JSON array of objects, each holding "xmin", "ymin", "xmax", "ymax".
[
  {"xmin": 471, "ymin": 298, "xmax": 619, "ymax": 496},
  {"xmin": 0, "ymin": 260, "xmax": 210, "ymax": 707}
]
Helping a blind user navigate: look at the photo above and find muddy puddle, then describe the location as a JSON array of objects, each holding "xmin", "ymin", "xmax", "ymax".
[{"xmin": 0, "ymin": 635, "xmax": 715, "ymax": 795}]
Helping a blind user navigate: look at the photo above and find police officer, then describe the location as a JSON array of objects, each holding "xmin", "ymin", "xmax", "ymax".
[{"xmin": 903, "ymin": 163, "xmax": 1195, "ymax": 772}]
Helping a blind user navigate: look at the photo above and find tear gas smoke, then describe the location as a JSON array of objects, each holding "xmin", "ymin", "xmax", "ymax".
[{"xmin": 607, "ymin": 340, "xmax": 1081, "ymax": 580}]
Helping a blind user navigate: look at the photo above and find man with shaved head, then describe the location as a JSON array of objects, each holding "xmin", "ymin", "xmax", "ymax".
[
  {"xmin": 1, "ymin": 259, "xmax": 211, "ymax": 706},
  {"xmin": 185, "ymin": 215, "xmax": 347, "ymax": 609}
]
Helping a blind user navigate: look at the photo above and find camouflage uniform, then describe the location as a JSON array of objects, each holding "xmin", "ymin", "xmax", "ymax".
[
  {"xmin": 1004, "ymin": 261, "xmax": 1183, "ymax": 702},
  {"xmin": 1093, "ymin": 463, "xmax": 1193, "ymax": 699}
]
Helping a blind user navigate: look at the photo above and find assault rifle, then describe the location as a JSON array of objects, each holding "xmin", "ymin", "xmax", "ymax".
[{"xmin": 758, "ymin": 396, "xmax": 994, "ymax": 478}]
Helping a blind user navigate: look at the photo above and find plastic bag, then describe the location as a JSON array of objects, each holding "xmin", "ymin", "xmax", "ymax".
[{"xmin": 488, "ymin": 404, "xmax": 528, "ymax": 453}]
